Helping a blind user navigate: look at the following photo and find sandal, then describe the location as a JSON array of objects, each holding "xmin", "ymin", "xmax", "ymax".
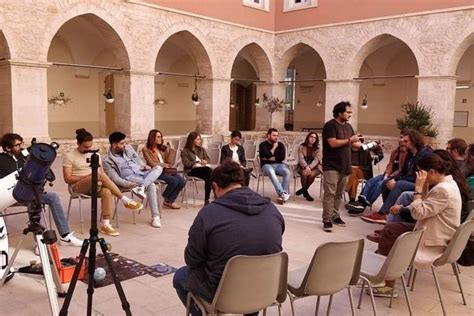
[{"xmin": 367, "ymin": 286, "xmax": 398, "ymax": 298}]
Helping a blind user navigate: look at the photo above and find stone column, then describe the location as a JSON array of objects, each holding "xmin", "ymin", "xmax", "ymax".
[
  {"xmin": 114, "ymin": 71, "xmax": 155, "ymax": 140},
  {"xmin": 417, "ymin": 75, "xmax": 457, "ymax": 146},
  {"xmin": 7, "ymin": 60, "xmax": 50, "ymax": 141},
  {"xmin": 196, "ymin": 78, "xmax": 230, "ymax": 135},
  {"xmin": 324, "ymin": 79, "xmax": 361, "ymax": 130}
]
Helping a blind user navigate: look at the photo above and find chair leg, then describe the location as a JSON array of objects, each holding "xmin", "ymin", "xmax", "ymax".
[
  {"xmin": 452, "ymin": 262, "xmax": 467, "ymax": 305},
  {"xmin": 401, "ymin": 275, "xmax": 413, "ymax": 316},
  {"xmin": 315, "ymin": 296, "xmax": 321, "ymax": 316},
  {"xmin": 78, "ymin": 198, "xmax": 84, "ymax": 234},
  {"xmin": 347, "ymin": 287, "xmax": 356, "ymax": 316},
  {"xmin": 288, "ymin": 291, "xmax": 296, "ymax": 316},
  {"xmin": 407, "ymin": 266, "xmax": 414, "ymax": 290},
  {"xmin": 389, "ymin": 279, "xmax": 396, "ymax": 308},
  {"xmin": 410, "ymin": 268, "xmax": 418, "ymax": 291},
  {"xmin": 278, "ymin": 302, "xmax": 282, "ymax": 316},
  {"xmin": 431, "ymin": 266, "xmax": 447, "ymax": 316},
  {"xmin": 327, "ymin": 294, "xmax": 333, "ymax": 316},
  {"xmin": 357, "ymin": 278, "xmax": 366, "ymax": 309}
]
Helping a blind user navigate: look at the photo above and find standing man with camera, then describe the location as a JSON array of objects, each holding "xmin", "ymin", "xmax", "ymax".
[
  {"xmin": 321, "ymin": 102, "xmax": 362, "ymax": 232},
  {"xmin": 0, "ymin": 133, "xmax": 83, "ymax": 247}
]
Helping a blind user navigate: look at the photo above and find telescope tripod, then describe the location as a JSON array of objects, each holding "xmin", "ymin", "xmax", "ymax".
[
  {"xmin": 60, "ymin": 150, "xmax": 131, "ymax": 316},
  {"xmin": 1, "ymin": 200, "xmax": 65, "ymax": 315}
]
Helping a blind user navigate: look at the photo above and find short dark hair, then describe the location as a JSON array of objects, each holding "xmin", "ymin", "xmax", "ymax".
[
  {"xmin": 448, "ymin": 138, "xmax": 467, "ymax": 155},
  {"xmin": 267, "ymin": 128, "xmax": 278, "ymax": 135},
  {"xmin": 109, "ymin": 131, "xmax": 126, "ymax": 145},
  {"xmin": 210, "ymin": 160, "xmax": 244, "ymax": 189},
  {"xmin": 332, "ymin": 101, "xmax": 351, "ymax": 118},
  {"xmin": 1, "ymin": 133, "xmax": 22, "ymax": 151},
  {"xmin": 230, "ymin": 130, "xmax": 242, "ymax": 139},
  {"xmin": 75, "ymin": 128, "xmax": 93, "ymax": 144}
]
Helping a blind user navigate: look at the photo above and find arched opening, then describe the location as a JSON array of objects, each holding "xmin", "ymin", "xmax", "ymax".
[
  {"xmin": 356, "ymin": 34, "xmax": 419, "ymax": 136},
  {"xmin": 280, "ymin": 43, "xmax": 326, "ymax": 131},
  {"xmin": 47, "ymin": 14, "xmax": 130, "ymax": 138},
  {"xmin": 155, "ymin": 31, "xmax": 212, "ymax": 135},
  {"xmin": 0, "ymin": 30, "xmax": 12, "ymax": 135},
  {"xmin": 453, "ymin": 39, "xmax": 474, "ymax": 142},
  {"xmin": 229, "ymin": 43, "xmax": 272, "ymax": 131}
]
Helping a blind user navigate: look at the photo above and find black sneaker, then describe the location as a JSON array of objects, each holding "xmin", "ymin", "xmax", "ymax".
[
  {"xmin": 323, "ymin": 221, "xmax": 333, "ymax": 232},
  {"xmin": 347, "ymin": 201, "xmax": 366, "ymax": 215},
  {"xmin": 358, "ymin": 195, "xmax": 371, "ymax": 207},
  {"xmin": 333, "ymin": 217, "xmax": 346, "ymax": 227}
]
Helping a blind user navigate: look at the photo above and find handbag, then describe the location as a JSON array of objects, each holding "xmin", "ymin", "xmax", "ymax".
[{"xmin": 163, "ymin": 167, "xmax": 177, "ymax": 176}]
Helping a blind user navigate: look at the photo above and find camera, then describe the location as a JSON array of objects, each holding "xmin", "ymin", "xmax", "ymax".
[{"xmin": 361, "ymin": 139, "xmax": 381, "ymax": 151}]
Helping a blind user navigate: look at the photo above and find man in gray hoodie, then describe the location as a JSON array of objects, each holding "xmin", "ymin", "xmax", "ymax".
[
  {"xmin": 103, "ymin": 132, "xmax": 163, "ymax": 228},
  {"xmin": 173, "ymin": 160, "xmax": 285, "ymax": 316}
]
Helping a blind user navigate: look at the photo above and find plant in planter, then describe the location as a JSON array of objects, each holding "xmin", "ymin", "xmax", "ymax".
[
  {"xmin": 396, "ymin": 102, "xmax": 439, "ymax": 142},
  {"xmin": 261, "ymin": 93, "xmax": 285, "ymax": 128}
]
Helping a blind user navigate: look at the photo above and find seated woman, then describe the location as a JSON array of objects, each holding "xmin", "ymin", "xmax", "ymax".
[
  {"xmin": 220, "ymin": 130, "xmax": 252, "ymax": 186},
  {"xmin": 368, "ymin": 153, "xmax": 463, "ymax": 297},
  {"xmin": 62, "ymin": 128, "xmax": 143, "ymax": 237},
  {"xmin": 467, "ymin": 143, "xmax": 474, "ymax": 195},
  {"xmin": 181, "ymin": 132, "xmax": 212, "ymax": 205},
  {"xmin": 142, "ymin": 129, "xmax": 185, "ymax": 209},
  {"xmin": 296, "ymin": 132, "xmax": 322, "ymax": 201}
]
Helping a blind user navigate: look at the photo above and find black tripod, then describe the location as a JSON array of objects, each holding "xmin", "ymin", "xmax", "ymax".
[{"xmin": 60, "ymin": 150, "xmax": 131, "ymax": 316}]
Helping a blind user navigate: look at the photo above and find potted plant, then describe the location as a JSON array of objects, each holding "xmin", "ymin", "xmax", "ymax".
[
  {"xmin": 261, "ymin": 93, "xmax": 285, "ymax": 127},
  {"xmin": 396, "ymin": 102, "xmax": 439, "ymax": 144}
]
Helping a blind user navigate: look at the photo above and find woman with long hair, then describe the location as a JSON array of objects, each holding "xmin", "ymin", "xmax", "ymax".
[
  {"xmin": 296, "ymin": 132, "xmax": 322, "ymax": 201},
  {"xmin": 142, "ymin": 129, "xmax": 185, "ymax": 209},
  {"xmin": 181, "ymin": 132, "xmax": 212, "ymax": 204}
]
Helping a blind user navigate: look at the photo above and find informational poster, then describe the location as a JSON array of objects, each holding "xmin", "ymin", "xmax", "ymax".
[{"xmin": 453, "ymin": 111, "xmax": 469, "ymax": 127}]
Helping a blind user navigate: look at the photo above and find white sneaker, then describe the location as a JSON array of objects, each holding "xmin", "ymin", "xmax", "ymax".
[
  {"xmin": 131, "ymin": 186, "xmax": 146, "ymax": 200},
  {"xmin": 59, "ymin": 232, "xmax": 83, "ymax": 247},
  {"xmin": 151, "ymin": 217, "xmax": 161, "ymax": 228},
  {"xmin": 281, "ymin": 192, "xmax": 290, "ymax": 202}
]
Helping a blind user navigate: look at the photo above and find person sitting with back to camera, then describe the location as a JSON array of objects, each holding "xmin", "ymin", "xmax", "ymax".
[
  {"xmin": 0, "ymin": 133, "xmax": 83, "ymax": 248},
  {"xmin": 181, "ymin": 132, "xmax": 213, "ymax": 205},
  {"xmin": 142, "ymin": 129, "xmax": 185, "ymax": 209},
  {"xmin": 296, "ymin": 132, "xmax": 322, "ymax": 201},
  {"xmin": 63, "ymin": 129, "xmax": 143, "ymax": 237},
  {"xmin": 220, "ymin": 130, "xmax": 252, "ymax": 186},
  {"xmin": 103, "ymin": 131, "xmax": 164, "ymax": 228}
]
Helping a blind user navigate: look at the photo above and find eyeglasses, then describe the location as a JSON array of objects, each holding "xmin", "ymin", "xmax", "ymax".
[
  {"xmin": 309, "ymin": 136, "xmax": 317, "ymax": 139},
  {"xmin": 446, "ymin": 147, "xmax": 452, "ymax": 151}
]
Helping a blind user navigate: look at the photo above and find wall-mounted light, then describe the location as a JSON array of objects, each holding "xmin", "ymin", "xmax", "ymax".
[
  {"xmin": 104, "ymin": 89, "xmax": 114, "ymax": 104},
  {"xmin": 48, "ymin": 92, "xmax": 71, "ymax": 106},
  {"xmin": 192, "ymin": 74, "xmax": 200, "ymax": 106},
  {"xmin": 154, "ymin": 98, "xmax": 166, "ymax": 106},
  {"xmin": 230, "ymin": 96, "xmax": 235, "ymax": 108},
  {"xmin": 316, "ymin": 95, "xmax": 323, "ymax": 107},
  {"xmin": 456, "ymin": 85, "xmax": 470, "ymax": 90},
  {"xmin": 255, "ymin": 97, "xmax": 261, "ymax": 107},
  {"xmin": 361, "ymin": 94, "xmax": 368, "ymax": 110}
]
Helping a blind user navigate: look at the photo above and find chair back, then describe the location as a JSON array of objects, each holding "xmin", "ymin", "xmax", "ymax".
[
  {"xmin": 178, "ymin": 136, "xmax": 187, "ymax": 150},
  {"xmin": 168, "ymin": 139, "xmax": 179, "ymax": 150},
  {"xmin": 207, "ymin": 147, "xmax": 221, "ymax": 165},
  {"xmin": 301, "ymin": 239, "xmax": 364, "ymax": 296},
  {"xmin": 211, "ymin": 252, "xmax": 288, "ymax": 314},
  {"xmin": 244, "ymin": 144, "xmax": 257, "ymax": 161},
  {"xmin": 433, "ymin": 220, "xmax": 474, "ymax": 266},
  {"xmin": 378, "ymin": 228, "xmax": 425, "ymax": 281}
]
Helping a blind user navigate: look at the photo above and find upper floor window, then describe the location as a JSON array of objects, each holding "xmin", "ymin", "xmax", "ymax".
[
  {"xmin": 243, "ymin": 0, "xmax": 270, "ymax": 12},
  {"xmin": 283, "ymin": 0, "xmax": 317, "ymax": 12}
]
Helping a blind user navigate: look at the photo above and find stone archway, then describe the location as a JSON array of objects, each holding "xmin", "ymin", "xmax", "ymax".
[
  {"xmin": 0, "ymin": 30, "xmax": 12, "ymax": 135},
  {"xmin": 279, "ymin": 43, "xmax": 327, "ymax": 131},
  {"xmin": 229, "ymin": 43, "xmax": 273, "ymax": 131},
  {"xmin": 354, "ymin": 34, "xmax": 419, "ymax": 136},
  {"xmin": 47, "ymin": 13, "xmax": 130, "ymax": 138},
  {"xmin": 154, "ymin": 30, "xmax": 213, "ymax": 135}
]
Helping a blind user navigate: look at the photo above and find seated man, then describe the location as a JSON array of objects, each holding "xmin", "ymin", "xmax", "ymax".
[
  {"xmin": 361, "ymin": 129, "xmax": 432, "ymax": 224},
  {"xmin": 0, "ymin": 133, "xmax": 82, "ymax": 247},
  {"xmin": 345, "ymin": 138, "xmax": 384, "ymax": 206},
  {"xmin": 103, "ymin": 132, "xmax": 163, "ymax": 228},
  {"xmin": 63, "ymin": 128, "xmax": 143, "ymax": 237},
  {"xmin": 259, "ymin": 128, "xmax": 291, "ymax": 203},
  {"xmin": 347, "ymin": 130, "xmax": 408, "ymax": 215},
  {"xmin": 447, "ymin": 138, "xmax": 470, "ymax": 177},
  {"xmin": 173, "ymin": 160, "xmax": 284, "ymax": 316}
]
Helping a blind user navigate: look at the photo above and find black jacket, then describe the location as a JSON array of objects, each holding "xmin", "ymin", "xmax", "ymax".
[
  {"xmin": 184, "ymin": 186, "xmax": 285, "ymax": 302},
  {"xmin": 0, "ymin": 152, "xmax": 25, "ymax": 178},
  {"xmin": 259, "ymin": 141, "xmax": 286, "ymax": 166},
  {"xmin": 220, "ymin": 144, "xmax": 247, "ymax": 167}
]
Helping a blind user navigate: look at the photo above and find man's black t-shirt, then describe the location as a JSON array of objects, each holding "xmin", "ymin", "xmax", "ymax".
[
  {"xmin": 0, "ymin": 152, "xmax": 25, "ymax": 178},
  {"xmin": 322, "ymin": 119, "xmax": 355, "ymax": 175}
]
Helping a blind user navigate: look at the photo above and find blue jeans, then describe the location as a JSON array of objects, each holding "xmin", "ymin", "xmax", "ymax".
[
  {"xmin": 35, "ymin": 191, "xmax": 70, "ymax": 236},
  {"xmin": 359, "ymin": 174, "xmax": 385, "ymax": 204},
  {"xmin": 173, "ymin": 266, "xmax": 259, "ymax": 316},
  {"xmin": 146, "ymin": 182, "xmax": 160, "ymax": 218},
  {"xmin": 125, "ymin": 166, "xmax": 162, "ymax": 188},
  {"xmin": 387, "ymin": 191, "xmax": 414, "ymax": 223},
  {"xmin": 379, "ymin": 180, "xmax": 415, "ymax": 214},
  {"xmin": 261, "ymin": 163, "xmax": 290, "ymax": 195},
  {"xmin": 158, "ymin": 173, "xmax": 186, "ymax": 203}
]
